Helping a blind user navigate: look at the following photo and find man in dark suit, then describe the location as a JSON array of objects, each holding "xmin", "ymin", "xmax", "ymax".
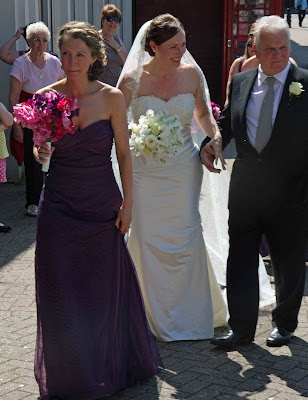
[{"xmin": 201, "ymin": 15, "xmax": 307, "ymax": 348}]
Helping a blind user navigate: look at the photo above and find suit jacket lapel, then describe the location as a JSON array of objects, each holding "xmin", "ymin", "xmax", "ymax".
[
  {"xmin": 239, "ymin": 69, "xmax": 258, "ymax": 140},
  {"xmin": 271, "ymin": 64, "xmax": 295, "ymax": 134},
  {"xmin": 262, "ymin": 64, "xmax": 300, "ymax": 154}
]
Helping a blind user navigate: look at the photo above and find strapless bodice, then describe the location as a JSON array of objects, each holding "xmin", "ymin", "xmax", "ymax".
[
  {"xmin": 132, "ymin": 93, "xmax": 195, "ymax": 127},
  {"xmin": 52, "ymin": 119, "xmax": 113, "ymax": 168}
]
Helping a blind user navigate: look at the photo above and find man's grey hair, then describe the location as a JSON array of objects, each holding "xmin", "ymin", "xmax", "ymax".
[
  {"xmin": 254, "ymin": 15, "xmax": 290, "ymax": 47},
  {"xmin": 26, "ymin": 21, "xmax": 51, "ymax": 41}
]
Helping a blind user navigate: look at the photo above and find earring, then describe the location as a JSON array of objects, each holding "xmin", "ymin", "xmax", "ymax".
[{"xmin": 88, "ymin": 64, "xmax": 94, "ymax": 73}]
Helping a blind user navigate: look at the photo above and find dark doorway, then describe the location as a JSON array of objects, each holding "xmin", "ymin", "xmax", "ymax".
[{"xmin": 134, "ymin": 0, "xmax": 224, "ymax": 104}]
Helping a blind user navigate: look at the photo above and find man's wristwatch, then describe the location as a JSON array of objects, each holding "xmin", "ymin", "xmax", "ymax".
[{"xmin": 116, "ymin": 46, "xmax": 122, "ymax": 53}]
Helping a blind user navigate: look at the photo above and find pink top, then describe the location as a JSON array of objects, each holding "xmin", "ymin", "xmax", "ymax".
[{"xmin": 10, "ymin": 53, "xmax": 64, "ymax": 94}]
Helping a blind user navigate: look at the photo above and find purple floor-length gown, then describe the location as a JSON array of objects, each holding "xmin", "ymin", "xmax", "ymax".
[{"xmin": 35, "ymin": 120, "xmax": 162, "ymax": 400}]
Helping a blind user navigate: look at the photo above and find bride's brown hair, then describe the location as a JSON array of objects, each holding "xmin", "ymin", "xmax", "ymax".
[{"xmin": 145, "ymin": 14, "xmax": 184, "ymax": 57}]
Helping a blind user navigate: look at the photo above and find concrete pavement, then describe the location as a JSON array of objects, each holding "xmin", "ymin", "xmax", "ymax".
[{"xmin": 289, "ymin": 12, "xmax": 308, "ymax": 67}]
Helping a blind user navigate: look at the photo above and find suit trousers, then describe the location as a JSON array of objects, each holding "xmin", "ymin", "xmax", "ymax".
[
  {"xmin": 226, "ymin": 163, "xmax": 306, "ymax": 338},
  {"xmin": 298, "ymin": 10, "xmax": 306, "ymax": 26},
  {"xmin": 24, "ymin": 128, "xmax": 44, "ymax": 208}
]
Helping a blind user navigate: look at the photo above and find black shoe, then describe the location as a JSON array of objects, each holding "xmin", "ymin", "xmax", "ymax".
[
  {"xmin": 266, "ymin": 327, "xmax": 293, "ymax": 347},
  {"xmin": 0, "ymin": 224, "xmax": 11, "ymax": 233},
  {"xmin": 210, "ymin": 330, "xmax": 253, "ymax": 349}
]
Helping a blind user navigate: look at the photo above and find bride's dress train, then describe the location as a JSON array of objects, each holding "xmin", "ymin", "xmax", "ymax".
[{"xmin": 200, "ymin": 162, "xmax": 275, "ymax": 307}]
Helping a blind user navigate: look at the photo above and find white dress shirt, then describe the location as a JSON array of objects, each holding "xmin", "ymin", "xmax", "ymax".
[{"xmin": 246, "ymin": 62, "xmax": 291, "ymax": 149}]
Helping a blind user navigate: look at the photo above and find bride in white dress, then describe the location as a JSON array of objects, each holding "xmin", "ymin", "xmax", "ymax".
[
  {"xmin": 118, "ymin": 14, "xmax": 228, "ymax": 342},
  {"xmin": 117, "ymin": 14, "xmax": 275, "ymax": 342}
]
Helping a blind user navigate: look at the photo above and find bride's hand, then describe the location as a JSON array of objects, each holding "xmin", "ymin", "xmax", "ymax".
[
  {"xmin": 207, "ymin": 134, "xmax": 226, "ymax": 171},
  {"xmin": 35, "ymin": 142, "xmax": 55, "ymax": 164},
  {"xmin": 115, "ymin": 205, "xmax": 132, "ymax": 234}
]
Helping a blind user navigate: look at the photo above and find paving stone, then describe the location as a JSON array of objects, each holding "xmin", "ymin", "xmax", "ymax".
[{"xmin": 177, "ymin": 379, "xmax": 209, "ymax": 394}]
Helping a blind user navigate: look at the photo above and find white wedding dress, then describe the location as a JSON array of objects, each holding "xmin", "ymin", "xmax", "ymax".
[{"xmin": 127, "ymin": 93, "xmax": 228, "ymax": 342}]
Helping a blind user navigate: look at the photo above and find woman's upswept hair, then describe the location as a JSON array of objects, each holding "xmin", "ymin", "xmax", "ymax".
[
  {"xmin": 58, "ymin": 21, "xmax": 107, "ymax": 81},
  {"xmin": 145, "ymin": 14, "xmax": 184, "ymax": 57}
]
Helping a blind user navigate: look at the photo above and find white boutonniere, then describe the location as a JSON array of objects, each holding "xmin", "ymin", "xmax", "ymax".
[{"xmin": 288, "ymin": 81, "xmax": 305, "ymax": 106}]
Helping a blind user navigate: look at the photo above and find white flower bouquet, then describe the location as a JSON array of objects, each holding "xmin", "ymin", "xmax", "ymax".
[{"xmin": 129, "ymin": 109, "xmax": 184, "ymax": 163}]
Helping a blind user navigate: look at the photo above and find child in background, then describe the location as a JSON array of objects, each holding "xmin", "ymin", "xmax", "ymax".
[{"xmin": 0, "ymin": 102, "xmax": 14, "ymax": 232}]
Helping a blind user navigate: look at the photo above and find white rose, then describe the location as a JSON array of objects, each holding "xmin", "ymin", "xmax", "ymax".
[
  {"xmin": 146, "ymin": 109, "xmax": 155, "ymax": 117},
  {"xmin": 137, "ymin": 142, "xmax": 145, "ymax": 151},
  {"xmin": 145, "ymin": 135, "xmax": 158, "ymax": 149},
  {"xmin": 157, "ymin": 144, "xmax": 166, "ymax": 154},
  {"xmin": 138, "ymin": 116, "xmax": 147, "ymax": 125},
  {"xmin": 159, "ymin": 129, "xmax": 171, "ymax": 140},
  {"xmin": 134, "ymin": 125, "xmax": 142, "ymax": 134},
  {"xmin": 158, "ymin": 124, "xmax": 168, "ymax": 132},
  {"xmin": 151, "ymin": 124, "xmax": 160, "ymax": 135},
  {"xmin": 140, "ymin": 128, "xmax": 150, "ymax": 136},
  {"xmin": 157, "ymin": 137, "xmax": 169, "ymax": 147},
  {"xmin": 289, "ymin": 81, "xmax": 304, "ymax": 96}
]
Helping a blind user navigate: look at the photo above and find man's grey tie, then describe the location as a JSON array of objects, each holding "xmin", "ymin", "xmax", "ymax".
[{"xmin": 255, "ymin": 76, "xmax": 276, "ymax": 153}]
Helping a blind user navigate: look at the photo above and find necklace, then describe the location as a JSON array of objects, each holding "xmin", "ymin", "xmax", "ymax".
[{"xmin": 28, "ymin": 53, "xmax": 45, "ymax": 80}]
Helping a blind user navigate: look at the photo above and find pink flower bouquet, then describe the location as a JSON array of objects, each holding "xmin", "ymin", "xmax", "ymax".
[
  {"xmin": 210, "ymin": 101, "xmax": 221, "ymax": 121},
  {"xmin": 13, "ymin": 90, "xmax": 79, "ymax": 171}
]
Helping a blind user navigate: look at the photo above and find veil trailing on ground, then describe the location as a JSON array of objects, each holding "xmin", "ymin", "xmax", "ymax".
[{"xmin": 115, "ymin": 20, "xmax": 275, "ymax": 308}]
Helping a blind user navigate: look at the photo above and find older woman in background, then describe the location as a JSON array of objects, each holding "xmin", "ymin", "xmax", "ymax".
[
  {"xmin": 98, "ymin": 4, "xmax": 128, "ymax": 86},
  {"xmin": 9, "ymin": 21, "xmax": 64, "ymax": 217}
]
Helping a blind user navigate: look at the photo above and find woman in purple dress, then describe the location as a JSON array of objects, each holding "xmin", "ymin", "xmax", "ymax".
[{"xmin": 34, "ymin": 21, "xmax": 161, "ymax": 400}]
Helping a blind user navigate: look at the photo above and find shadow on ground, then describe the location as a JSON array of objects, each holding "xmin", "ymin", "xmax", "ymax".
[
  {"xmin": 291, "ymin": 39, "xmax": 308, "ymax": 69},
  {"xmin": 0, "ymin": 182, "xmax": 37, "ymax": 270}
]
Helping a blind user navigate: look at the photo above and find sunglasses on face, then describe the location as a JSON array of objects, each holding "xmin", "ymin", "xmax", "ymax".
[{"xmin": 106, "ymin": 16, "xmax": 120, "ymax": 23}]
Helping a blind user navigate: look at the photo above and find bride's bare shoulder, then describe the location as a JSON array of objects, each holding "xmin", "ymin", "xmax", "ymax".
[
  {"xmin": 120, "ymin": 67, "xmax": 140, "ymax": 83},
  {"xmin": 180, "ymin": 63, "xmax": 198, "ymax": 75}
]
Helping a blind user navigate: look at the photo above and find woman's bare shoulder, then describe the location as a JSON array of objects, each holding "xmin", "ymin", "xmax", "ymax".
[
  {"xmin": 120, "ymin": 67, "xmax": 139, "ymax": 83},
  {"xmin": 179, "ymin": 63, "xmax": 202, "ymax": 85},
  {"xmin": 36, "ymin": 79, "xmax": 66, "ymax": 96},
  {"xmin": 180, "ymin": 63, "xmax": 199, "ymax": 76},
  {"xmin": 241, "ymin": 55, "xmax": 259, "ymax": 72},
  {"xmin": 97, "ymin": 82, "xmax": 124, "ymax": 104}
]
